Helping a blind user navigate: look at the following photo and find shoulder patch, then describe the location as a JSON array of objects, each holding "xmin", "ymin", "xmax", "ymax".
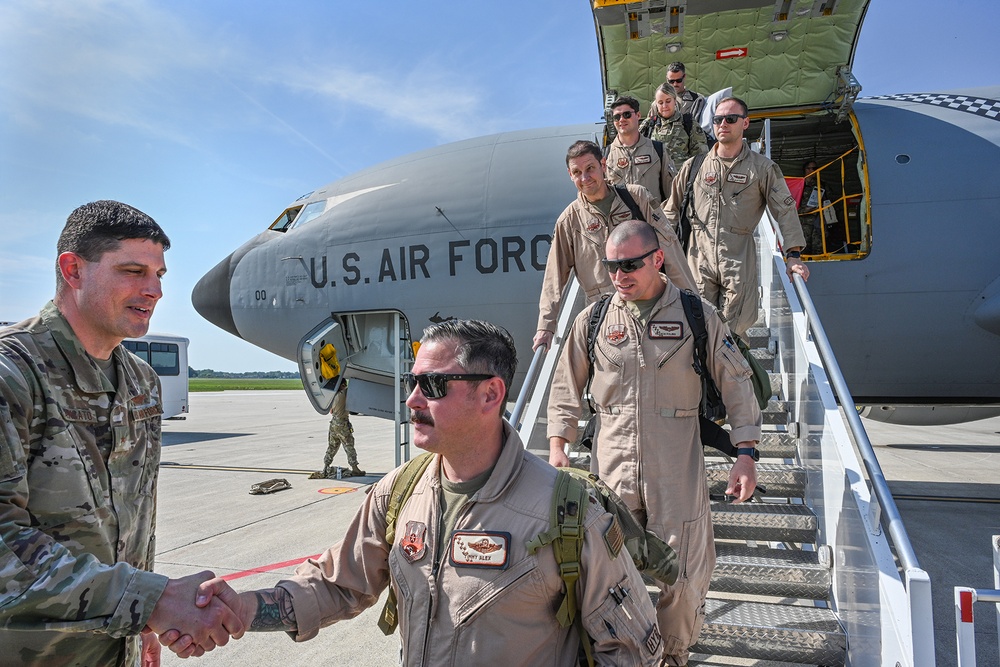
[
  {"xmin": 783, "ymin": 196, "xmax": 795, "ymax": 206},
  {"xmin": 603, "ymin": 515, "xmax": 624, "ymax": 558}
]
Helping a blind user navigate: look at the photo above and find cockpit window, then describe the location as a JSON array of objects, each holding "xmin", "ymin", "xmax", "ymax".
[
  {"xmin": 269, "ymin": 206, "xmax": 303, "ymax": 233},
  {"xmin": 291, "ymin": 200, "xmax": 328, "ymax": 229}
]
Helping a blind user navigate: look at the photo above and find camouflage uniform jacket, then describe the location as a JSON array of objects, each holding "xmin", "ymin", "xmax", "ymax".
[
  {"xmin": 647, "ymin": 112, "xmax": 709, "ymax": 174},
  {"xmin": 0, "ymin": 302, "xmax": 168, "ymax": 666},
  {"xmin": 604, "ymin": 134, "xmax": 675, "ymax": 207},
  {"xmin": 537, "ymin": 184, "xmax": 697, "ymax": 334}
]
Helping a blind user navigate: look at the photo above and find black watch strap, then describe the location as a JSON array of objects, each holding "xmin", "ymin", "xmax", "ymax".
[
  {"xmin": 736, "ymin": 447, "xmax": 760, "ymax": 462},
  {"xmin": 785, "ymin": 250, "xmax": 801, "ymax": 259}
]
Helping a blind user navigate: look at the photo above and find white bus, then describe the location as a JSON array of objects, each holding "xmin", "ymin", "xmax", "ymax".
[{"xmin": 123, "ymin": 333, "xmax": 190, "ymax": 418}]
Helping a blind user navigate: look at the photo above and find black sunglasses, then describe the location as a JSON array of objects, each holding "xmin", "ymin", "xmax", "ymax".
[
  {"xmin": 611, "ymin": 110, "xmax": 635, "ymax": 122},
  {"xmin": 712, "ymin": 113, "xmax": 746, "ymax": 125},
  {"xmin": 601, "ymin": 248, "xmax": 657, "ymax": 274},
  {"xmin": 666, "ymin": 76, "xmax": 684, "ymax": 84},
  {"xmin": 403, "ymin": 372, "xmax": 494, "ymax": 399}
]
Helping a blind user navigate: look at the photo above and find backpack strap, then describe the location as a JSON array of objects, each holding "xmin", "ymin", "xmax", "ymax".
[
  {"xmin": 682, "ymin": 112, "xmax": 693, "ymax": 136},
  {"xmin": 613, "ymin": 185, "xmax": 645, "ymax": 223},
  {"xmin": 651, "ymin": 140, "xmax": 667, "ymax": 201},
  {"xmin": 526, "ymin": 470, "xmax": 595, "ymax": 667},
  {"xmin": 378, "ymin": 452, "xmax": 436, "ymax": 635},
  {"xmin": 584, "ymin": 295, "xmax": 613, "ymax": 416},
  {"xmin": 678, "ymin": 152, "xmax": 707, "ymax": 253}
]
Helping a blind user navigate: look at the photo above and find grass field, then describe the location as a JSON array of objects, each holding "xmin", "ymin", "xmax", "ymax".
[{"xmin": 189, "ymin": 378, "xmax": 304, "ymax": 392}]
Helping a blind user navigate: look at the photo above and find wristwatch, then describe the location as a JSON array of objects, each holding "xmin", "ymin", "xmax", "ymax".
[
  {"xmin": 736, "ymin": 447, "xmax": 760, "ymax": 462},
  {"xmin": 785, "ymin": 250, "xmax": 801, "ymax": 260}
]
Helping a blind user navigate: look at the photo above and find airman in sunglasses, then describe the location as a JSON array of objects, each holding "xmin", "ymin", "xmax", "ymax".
[
  {"xmin": 533, "ymin": 140, "xmax": 697, "ymax": 352},
  {"xmin": 662, "ymin": 96, "xmax": 809, "ymax": 338},
  {"xmin": 604, "ymin": 95, "xmax": 676, "ymax": 208},
  {"xmin": 549, "ymin": 221, "xmax": 762, "ymax": 667}
]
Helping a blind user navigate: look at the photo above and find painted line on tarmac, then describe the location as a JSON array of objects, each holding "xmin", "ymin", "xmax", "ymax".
[
  {"xmin": 222, "ymin": 555, "xmax": 322, "ymax": 582},
  {"xmin": 160, "ymin": 462, "xmax": 315, "ymax": 475}
]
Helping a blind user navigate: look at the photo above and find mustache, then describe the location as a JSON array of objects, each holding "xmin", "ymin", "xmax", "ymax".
[{"xmin": 411, "ymin": 411, "xmax": 434, "ymax": 426}]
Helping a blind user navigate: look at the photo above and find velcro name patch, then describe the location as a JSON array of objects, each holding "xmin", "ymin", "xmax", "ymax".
[
  {"xmin": 649, "ymin": 321, "xmax": 683, "ymax": 339},
  {"xmin": 449, "ymin": 531, "xmax": 510, "ymax": 569},
  {"xmin": 634, "ymin": 154, "xmax": 651, "ymax": 165},
  {"xmin": 726, "ymin": 172, "xmax": 748, "ymax": 184}
]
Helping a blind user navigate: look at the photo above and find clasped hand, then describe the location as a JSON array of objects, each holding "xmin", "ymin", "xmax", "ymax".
[{"xmin": 146, "ymin": 571, "xmax": 247, "ymax": 658}]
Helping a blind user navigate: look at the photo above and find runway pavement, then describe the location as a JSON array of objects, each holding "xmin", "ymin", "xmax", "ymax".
[{"xmin": 154, "ymin": 391, "xmax": 1000, "ymax": 666}]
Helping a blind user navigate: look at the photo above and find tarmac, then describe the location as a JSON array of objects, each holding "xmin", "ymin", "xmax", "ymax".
[{"xmin": 155, "ymin": 391, "xmax": 1000, "ymax": 666}]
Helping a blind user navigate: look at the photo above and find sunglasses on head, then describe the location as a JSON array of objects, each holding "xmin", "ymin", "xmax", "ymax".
[
  {"xmin": 403, "ymin": 372, "xmax": 494, "ymax": 400},
  {"xmin": 611, "ymin": 110, "xmax": 635, "ymax": 122},
  {"xmin": 712, "ymin": 113, "xmax": 746, "ymax": 125},
  {"xmin": 601, "ymin": 248, "xmax": 657, "ymax": 274}
]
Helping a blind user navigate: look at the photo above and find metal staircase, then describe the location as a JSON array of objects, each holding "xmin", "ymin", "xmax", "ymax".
[{"xmin": 511, "ymin": 215, "xmax": 935, "ymax": 666}]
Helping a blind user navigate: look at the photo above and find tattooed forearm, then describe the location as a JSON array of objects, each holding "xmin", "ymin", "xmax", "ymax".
[{"xmin": 249, "ymin": 588, "xmax": 297, "ymax": 632}]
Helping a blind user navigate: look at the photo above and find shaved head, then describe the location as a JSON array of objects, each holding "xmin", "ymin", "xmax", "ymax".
[{"xmin": 608, "ymin": 220, "xmax": 658, "ymax": 252}]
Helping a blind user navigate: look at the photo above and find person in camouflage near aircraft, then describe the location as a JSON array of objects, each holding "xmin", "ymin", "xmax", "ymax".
[
  {"xmin": 0, "ymin": 201, "xmax": 244, "ymax": 665},
  {"xmin": 310, "ymin": 380, "xmax": 364, "ymax": 479},
  {"xmin": 641, "ymin": 83, "xmax": 709, "ymax": 171}
]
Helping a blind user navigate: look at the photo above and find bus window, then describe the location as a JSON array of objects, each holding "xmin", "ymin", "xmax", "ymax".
[
  {"xmin": 149, "ymin": 343, "xmax": 180, "ymax": 376},
  {"xmin": 123, "ymin": 340, "xmax": 149, "ymax": 361}
]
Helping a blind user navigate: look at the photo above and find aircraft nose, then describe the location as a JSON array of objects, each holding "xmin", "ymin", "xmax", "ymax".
[{"xmin": 192, "ymin": 252, "xmax": 242, "ymax": 339}]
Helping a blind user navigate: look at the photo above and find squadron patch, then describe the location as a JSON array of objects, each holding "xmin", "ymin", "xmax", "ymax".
[
  {"xmin": 400, "ymin": 521, "xmax": 427, "ymax": 563},
  {"xmin": 617, "ymin": 157, "xmax": 629, "ymax": 169},
  {"xmin": 586, "ymin": 219, "xmax": 602, "ymax": 232},
  {"xmin": 644, "ymin": 625, "xmax": 663, "ymax": 656},
  {"xmin": 704, "ymin": 172, "xmax": 718, "ymax": 186},
  {"xmin": 449, "ymin": 531, "xmax": 510, "ymax": 569},
  {"xmin": 605, "ymin": 323, "xmax": 628, "ymax": 345},
  {"xmin": 634, "ymin": 154, "xmax": 651, "ymax": 165},
  {"xmin": 726, "ymin": 172, "xmax": 748, "ymax": 184},
  {"xmin": 649, "ymin": 321, "xmax": 683, "ymax": 339}
]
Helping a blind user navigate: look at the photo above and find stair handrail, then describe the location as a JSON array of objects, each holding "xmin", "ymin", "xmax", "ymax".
[
  {"xmin": 789, "ymin": 272, "xmax": 922, "ymax": 573},
  {"xmin": 511, "ymin": 277, "xmax": 582, "ymax": 445}
]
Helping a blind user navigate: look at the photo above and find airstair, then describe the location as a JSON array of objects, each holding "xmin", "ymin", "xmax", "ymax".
[{"xmin": 511, "ymin": 216, "xmax": 935, "ymax": 666}]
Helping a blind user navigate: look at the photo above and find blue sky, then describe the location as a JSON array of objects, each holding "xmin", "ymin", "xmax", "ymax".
[{"xmin": 2, "ymin": 0, "xmax": 997, "ymax": 372}]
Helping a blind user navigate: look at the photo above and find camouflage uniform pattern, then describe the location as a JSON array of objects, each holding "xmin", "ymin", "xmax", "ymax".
[
  {"xmin": 647, "ymin": 113, "xmax": 709, "ymax": 173},
  {"xmin": 322, "ymin": 381, "xmax": 360, "ymax": 475},
  {"xmin": 0, "ymin": 302, "xmax": 168, "ymax": 666}
]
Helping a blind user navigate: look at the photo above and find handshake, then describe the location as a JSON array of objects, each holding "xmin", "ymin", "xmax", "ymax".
[{"xmin": 144, "ymin": 570, "xmax": 258, "ymax": 659}]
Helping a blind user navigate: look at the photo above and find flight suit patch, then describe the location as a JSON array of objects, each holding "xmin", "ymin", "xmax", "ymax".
[
  {"xmin": 726, "ymin": 172, "xmax": 748, "ymax": 184},
  {"xmin": 634, "ymin": 154, "xmax": 651, "ymax": 165},
  {"xmin": 449, "ymin": 531, "xmax": 510, "ymax": 569},
  {"xmin": 783, "ymin": 196, "xmax": 795, "ymax": 206},
  {"xmin": 603, "ymin": 515, "xmax": 624, "ymax": 558},
  {"xmin": 400, "ymin": 521, "xmax": 427, "ymax": 563},
  {"xmin": 586, "ymin": 219, "xmax": 602, "ymax": 232},
  {"xmin": 605, "ymin": 324, "xmax": 628, "ymax": 345},
  {"xmin": 617, "ymin": 157, "xmax": 629, "ymax": 169},
  {"xmin": 644, "ymin": 625, "xmax": 663, "ymax": 656},
  {"xmin": 649, "ymin": 321, "xmax": 683, "ymax": 339},
  {"xmin": 704, "ymin": 172, "xmax": 718, "ymax": 185}
]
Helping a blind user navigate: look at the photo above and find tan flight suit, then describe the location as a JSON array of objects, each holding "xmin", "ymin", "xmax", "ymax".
[
  {"xmin": 664, "ymin": 143, "xmax": 807, "ymax": 338},
  {"xmin": 605, "ymin": 134, "xmax": 676, "ymax": 208},
  {"xmin": 278, "ymin": 422, "xmax": 662, "ymax": 667},
  {"xmin": 548, "ymin": 277, "xmax": 762, "ymax": 664},
  {"xmin": 537, "ymin": 184, "xmax": 697, "ymax": 335}
]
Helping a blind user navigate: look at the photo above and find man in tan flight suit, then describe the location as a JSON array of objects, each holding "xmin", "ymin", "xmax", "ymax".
[
  {"xmin": 548, "ymin": 221, "xmax": 763, "ymax": 666},
  {"xmin": 166, "ymin": 320, "xmax": 663, "ymax": 666},
  {"xmin": 604, "ymin": 95, "xmax": 675, "ymax": 207},
  {"xmin": 533, "ymin": 140, "xmax": 695, "ymax": 352},
  {"xmin": 664, "ymin": 96, "xmax": 809, "ymax": 339}
]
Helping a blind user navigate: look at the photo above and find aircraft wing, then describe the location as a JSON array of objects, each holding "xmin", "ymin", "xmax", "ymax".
[{"xmin": 591, "ymin": 0, "xmax": 871, "ymax": 112}]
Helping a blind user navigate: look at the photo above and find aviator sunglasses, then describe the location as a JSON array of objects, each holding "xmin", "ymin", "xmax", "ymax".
[
  {"xmin": 611, "ymin": 110, "xmax": 635, "ymax": 122},
  {"xmin": 601, "ymin": 248, "xmax": 657, "ymax": 274},
  {"xmin": 403, "ymin": 372, "xmax": 495, "ymax": 399},
  {"xmin": 712, "ymin": 113, "xmax": 747, "ymax": 125}
]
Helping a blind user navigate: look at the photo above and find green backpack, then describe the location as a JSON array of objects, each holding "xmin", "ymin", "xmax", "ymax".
[{"xmin": 378, "ymin": 453, "xmax": 678, "ymax": 665}]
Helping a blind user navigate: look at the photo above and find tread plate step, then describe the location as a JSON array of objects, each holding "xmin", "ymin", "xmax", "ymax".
[
  {"xmin": 711, "ymin": 502, "xmax": 817, "ymax": 543},
  {"xmin": 711, "ymin": 543, "xmax": 831, "ymax": 600}
]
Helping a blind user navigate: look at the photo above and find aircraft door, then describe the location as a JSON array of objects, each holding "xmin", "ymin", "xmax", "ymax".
[{"xmin": 297, "ymin": 318, "xmax": 350, "ymax": 414}]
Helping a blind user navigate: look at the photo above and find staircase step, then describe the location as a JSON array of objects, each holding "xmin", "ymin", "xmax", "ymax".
[
  {"xmin": 767, "ymin": 371, "xmax": 781, "ymax": 399},
  {"xmin": 693, "ymin": 598, "xmax": 846, "ymax": 666},
  {"xmin": 712, "ymin": 502, "xmax": 816, "ymax": 543},
  {"xmin": 703, "ymin": 431, "xmax": 798, "ymax": 460},
  {"xmin": 762, "ymin": 400, "xmax": 788, "ymax": 425},
  {"xmin": 706, "ymin": 463, "xmax": 806, "ymax": 498},
  {"xmin": 750, "ymin": 348, "xmax": 775, "ymax": 372},
  {"xmin": 744, "ymin": 326, "xmax": 771, "ymax": 349},
  {"xmin": 712, "ymin": 543, "xmax": 831, "ymax": 600}
]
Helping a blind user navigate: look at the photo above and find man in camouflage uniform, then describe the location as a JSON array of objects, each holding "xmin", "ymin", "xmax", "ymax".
[
  {"xmin": 642, "ymin": 83, "xmax": 709, "ymax": 169},
  {"xmin": 604, "ymin": 95, "xmax": 675, "ymax": 207},
  {"xmin": 0, "ymin": 201, "xmax": 244, "ymax": 665},
  {"xmin": 310, "ymin": 380, "xmax": 364, "ymax": 478}
]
